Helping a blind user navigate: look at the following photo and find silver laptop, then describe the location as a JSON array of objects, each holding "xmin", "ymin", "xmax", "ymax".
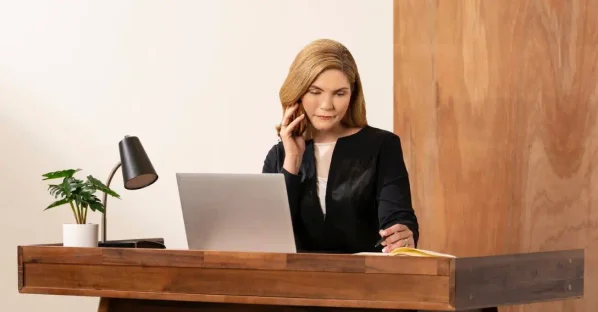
[{"xmin": 176, "ymin": 173, "xmax": 297, "ymax": 253}]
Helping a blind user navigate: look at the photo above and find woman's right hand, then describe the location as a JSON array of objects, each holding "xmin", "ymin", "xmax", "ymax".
[{"xmin": 279, "ymin": 103, "xmax": 306, "ymax": 175}]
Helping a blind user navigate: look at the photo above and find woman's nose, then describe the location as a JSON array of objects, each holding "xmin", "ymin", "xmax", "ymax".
[{"xmin": 320, "ymin": 97, "xmax": 334, "ymax": 110}]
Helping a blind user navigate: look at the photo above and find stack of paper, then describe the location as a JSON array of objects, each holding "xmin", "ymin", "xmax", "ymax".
[{"xmin": 355, "ymin": 247, "xmax": 455, "ymax": 258}]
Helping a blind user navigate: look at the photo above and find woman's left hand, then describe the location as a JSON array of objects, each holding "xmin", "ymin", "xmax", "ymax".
[{"xmin": 379, "ymin": 224, "xmax": 414, "ymax": 253}]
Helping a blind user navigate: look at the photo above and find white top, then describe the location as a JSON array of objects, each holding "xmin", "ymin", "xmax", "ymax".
[{"xmin": 314, "ymin": 141, "xmax": 336, "ymax": 217}]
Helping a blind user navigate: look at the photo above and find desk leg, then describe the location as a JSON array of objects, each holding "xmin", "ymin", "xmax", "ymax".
[
  {"xmin": 97, "ymin": 298, "xmax": 498, "ymax": 312},
  {"xmin": 443, "ymin": 309, "xmax": 498, "ymax": 312},
  {"xmin": 97, "ymin": 298, "xmax": 110, "ymax": 312},
  {"xmin": 422, "ymin": 309, "xmax": 498, "ymax": 312}
]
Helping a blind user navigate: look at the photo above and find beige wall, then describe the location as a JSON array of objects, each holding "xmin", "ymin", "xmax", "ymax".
[{"xmin": 0, "ymin": 0, "xmax": 393, "ymax": 310}]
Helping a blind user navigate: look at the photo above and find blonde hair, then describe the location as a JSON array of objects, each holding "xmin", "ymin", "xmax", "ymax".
[{"xmin": 276, "ymin": 39, "xmax": 367, "ymax": 139}]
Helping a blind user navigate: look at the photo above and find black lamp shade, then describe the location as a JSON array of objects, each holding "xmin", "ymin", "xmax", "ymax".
[{"xmin": 118, "ymin": 136, "xmax": 158, "ymax": 190}]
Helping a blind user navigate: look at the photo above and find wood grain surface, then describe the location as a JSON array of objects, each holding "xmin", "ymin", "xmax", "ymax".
[
  {"xmin": 18, "ymin": 245, "xmax": 583, "ymax": 311},
  {"xmin": 393, "ymin": 1, "xmax": 597, "ymax": 312},
  {"xmin": 19, "ymin": 245, "xmax": 451, "ymax": 275},
  {"xmin": 18, "ymin": 245, "xmax": 454, "ymax": 311},
  {"xmin": 454, "ymin": 250, "xmax": 583, "ymax": 310}
]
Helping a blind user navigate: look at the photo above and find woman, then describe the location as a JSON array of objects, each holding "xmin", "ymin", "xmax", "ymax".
[{"xmin": 262, "ymin": 39, "xmax": 418, "ymax": 254}]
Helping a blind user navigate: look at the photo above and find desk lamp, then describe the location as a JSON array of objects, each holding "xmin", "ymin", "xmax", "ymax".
[{"xmin": 98, "ymin": 135, "xmax": 161, "ymax": 248}]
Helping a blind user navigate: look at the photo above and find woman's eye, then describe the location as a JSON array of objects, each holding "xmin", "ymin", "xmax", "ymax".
[
  {"xmin": 336, "ymin": 93, "xmax": 346, "ymax": 97},
  {"xmin": 309, "ymin": 90, "xmax": 320, "ymax": 95}
]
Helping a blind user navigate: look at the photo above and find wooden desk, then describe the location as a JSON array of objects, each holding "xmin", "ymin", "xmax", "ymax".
[{"xmin": 17, "ymin": 239, "xmax": 583, "ymax": 311}]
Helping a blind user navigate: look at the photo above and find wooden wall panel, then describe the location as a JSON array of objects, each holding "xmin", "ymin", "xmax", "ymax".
[{"xmin": 393, "ymin": 1, "xmax": 597, "ymax": 312}]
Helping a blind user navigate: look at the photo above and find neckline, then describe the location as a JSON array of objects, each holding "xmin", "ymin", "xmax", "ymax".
[
  {"xmin": 314, "ymin": 142, "xmax": 336, "ymax": 146},
  {"xmin": 309, "ymin": 125, "xmax": 369, "ymax": 145}
]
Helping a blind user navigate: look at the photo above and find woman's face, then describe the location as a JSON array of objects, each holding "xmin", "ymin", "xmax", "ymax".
[{"xmin": 301, "ymin": 69, "xmax": 352, "ymax": 133}]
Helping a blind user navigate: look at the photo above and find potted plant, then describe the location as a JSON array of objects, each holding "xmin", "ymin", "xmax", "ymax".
[{"xmin": 42, "ymin": 168, "xmax": 120, "ymax": 247}]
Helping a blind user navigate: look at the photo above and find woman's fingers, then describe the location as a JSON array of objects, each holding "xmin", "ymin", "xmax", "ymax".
[
  {"xmin": 280, "ymin": 104, "xmax": 304, "ymax": 137},
  {"xmin": 383, "ymin": 238, "xmax": 412, "ymax": 253},
  {"xmin": 284, "ymin": 113, "xmax": 305, "ymax": 134},
  {"xmin": 379, "ymin": 224, "xmax": 408, "ymax": 237},
  {"xmin": 378, "ymin": 224, "xmax": 414, "ymax": 252},
  {"xmin": 381, "ymin": 229, "xmax": 411, "ymax": 246},
  {"xmin": 281, "ymin": 103, "xmax": 299, "ymax": 127},
  {"xmin": 379, "ymin": 224, "xmax": 410, "ymax": 246}
]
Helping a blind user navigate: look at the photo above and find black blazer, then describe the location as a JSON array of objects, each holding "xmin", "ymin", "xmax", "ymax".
[{"xmin": 262, "ymin": 125, "xmax": 419, "ymax": 254}]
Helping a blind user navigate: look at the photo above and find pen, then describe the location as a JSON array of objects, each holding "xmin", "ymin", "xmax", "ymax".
[{"xmin": 374, "ymin": 236, "xmax": 386, "ymax": 248}]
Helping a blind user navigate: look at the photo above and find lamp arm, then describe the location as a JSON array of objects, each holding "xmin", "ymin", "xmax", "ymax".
[{"xmin": 101, "ymin": 161, "xmax": 122, "ymax": 243}]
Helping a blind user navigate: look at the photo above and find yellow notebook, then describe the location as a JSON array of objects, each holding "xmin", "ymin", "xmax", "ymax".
[{"xmin": 355, "ymin": 247, "xmax": 455, "ymax": 258}]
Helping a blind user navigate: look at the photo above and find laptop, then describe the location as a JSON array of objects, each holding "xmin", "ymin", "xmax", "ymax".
[{"xmin": 176, "ymin": 172, "xmax": 297, "ymax": 253}]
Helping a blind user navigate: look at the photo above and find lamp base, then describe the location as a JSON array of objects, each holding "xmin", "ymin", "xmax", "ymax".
[{"xmin": 97, "ymin": 238, "xmax": 166, "ymax": 249}]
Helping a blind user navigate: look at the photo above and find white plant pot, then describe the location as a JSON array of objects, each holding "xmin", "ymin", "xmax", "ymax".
[{"xmin": 63, "ymin": 223, "xmax": 99, "ymax": 247}]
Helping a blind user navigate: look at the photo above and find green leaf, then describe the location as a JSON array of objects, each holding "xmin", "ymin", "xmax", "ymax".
[
  {"xmin": 87, "ymin": 175, "xmax": 120, "ymax": 199},
  {"xmin": 42, "ymin": 169, "xmax": 116, "ymax": 217},
  {"xmin": 42, "ymin": 169, "xmax": 81, "ymax": 180},
  {"xmin": 48, "ymin": 184, "xmax": 68, "ymax": 199},
  {"xmin": 64, "ymin": 177, "xmax": 85, "ymax": 195},
  {"xmin": 44, "ymin": 198, "xmax": 70, "ymax": 210},
  {"xmin": 48, "ymin": 184, "xmax": 58, "ymax": 195},
  {"xmin": 89, "ymin": 201, "xmax": 105, "ymax": 213}
]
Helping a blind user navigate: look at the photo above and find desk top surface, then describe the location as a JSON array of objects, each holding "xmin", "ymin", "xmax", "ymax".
[{"xmin": 17, "ymin": 239, "xmax": 584, "ymax": 311}]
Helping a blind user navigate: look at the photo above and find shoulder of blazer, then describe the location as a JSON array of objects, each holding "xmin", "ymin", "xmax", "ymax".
[
  {"xmin": 267, "ymin": 141, "xmax": 285, "ymax": 171},
  {"xmin": 363, "ymin": 125, "xmax": 401, "ymax": 140}
]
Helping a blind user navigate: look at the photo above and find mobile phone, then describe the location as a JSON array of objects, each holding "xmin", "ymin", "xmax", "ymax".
[{"xmin": 290, "ymin": 102, "xmax": 308, "ymax": 137}]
